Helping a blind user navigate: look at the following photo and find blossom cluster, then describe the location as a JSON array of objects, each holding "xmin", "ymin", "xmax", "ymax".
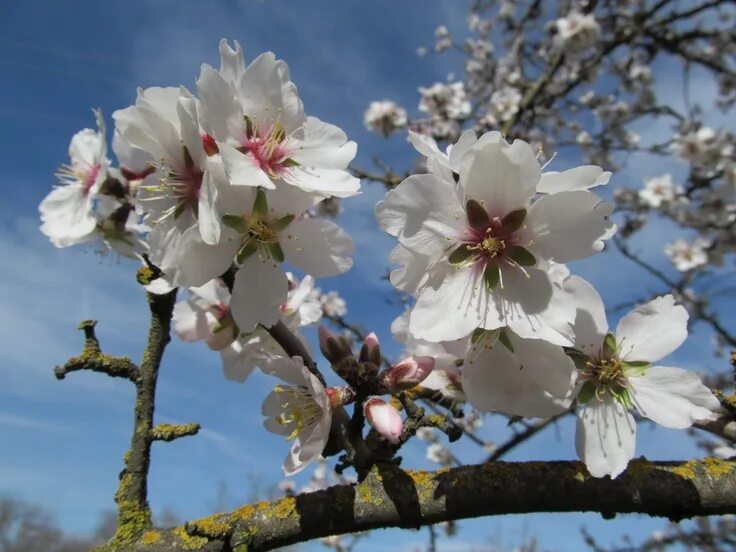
[
  {"xmin": 377, "ymin": 130, "xmax": 720, "ymax": 478},
  {"xmin": 41, "ymin": 31, "xmax": 726, "ymax": 482}
]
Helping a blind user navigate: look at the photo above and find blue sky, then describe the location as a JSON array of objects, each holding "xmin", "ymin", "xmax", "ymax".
[{"xmin": 1, "ymin": 1, "xmax": 733, "ymax": 550}]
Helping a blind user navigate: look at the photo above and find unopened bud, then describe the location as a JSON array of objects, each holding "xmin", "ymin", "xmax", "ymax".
[
  {"xmin": 318, "ymin": 326, "xmax": 352, "ymax": 364},
  {"xmin": 364, "ymin": 397, "xmax": 403, "ymax": 444},
  {"xmin": 380, "ymin": 356, "xmax": 435, "ymax": 391},
  {"xmin": 358, "ymin": 332, "xmax": 382, "ymax": 365}
]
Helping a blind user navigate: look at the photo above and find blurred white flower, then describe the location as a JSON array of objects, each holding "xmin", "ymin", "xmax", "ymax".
[
  {"xmin": 363, "ymin": 100, "xmax": 408, "ymax": 136},
  {"xmin": 665, "ymin": 238, "xmax": 709, "ymax": 272}
]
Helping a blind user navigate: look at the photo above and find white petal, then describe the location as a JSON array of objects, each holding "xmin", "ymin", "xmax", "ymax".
[
  {"xmin": 460, "ymin": 133, "xmax": 539, "ymax": 215},
  {"xmin": 388, "ymin": 245, "xmax": 431, "ymax": 296},
  {"xmin": 538, "ymin": 166, "xmax": 611, "ymax": 194},
  {"xmin": 189, "ymin": 279, "xmax": 230, "ymax": 306},
  {"xmin": 630, "ymin": 366, "xmax": 720, "ymax": 429},
  {"xmin": 375, "ymin": 173, "xmax": 464, "ymax": 257},
  {"xmin": 576, "ymin": 397, "xmax": 636, "ymax": 479},
  {"xmin": 173, "ymin": 227, "xmax": 240, "ymax": 288},
  {"xmin": 525, "ymin": 191, "xmax": 615, "ymax": 263},
  {"xmin": 447, "ymin": 130, "xmax": 478, "ymax": 173},
  {"xmin": 172, "ymin": 300, "xmax": 209, "ymax": 342},
  {"xmin": 463, "ymin": 337, "xmax": 574, "ymax": 418},
  {"xmin": 196, "ymin": 63, "xmax": 242, "ymax": 141},
  {"xmin": 220, "ymin": 340, "xmax": 260, "ymax": 383},
  {"xmin": 281, "ymin": 165, "xmax": 360, "ymax": 198},
  {"xmin": 177, "ymin": 95, "xmax": 206, "ymax": 168},
  {"xmin": 265, "ymin": 183, "xmax": 321, "ymax": 215},
  {"xmin": 230, "ymin": 257, "xmax": 288, "ymax": 332},
  {"xmin": 39, "ymin": 185, "xmax": 97, "ymax": 247},
  {"xmin": 218, "ymin": 39, "xmax": 246, "ymax": 85},
  {"xmin": 615, "ymin": 295, "xmax": 688, "ymax": 362},
  {"xmin": 290, "ymin": 116, "xmax": 356, "ymax": 169},
  {"xmin": 198, "ymin": 168, "xmax": 222, "ymax": 245},
  {"xmin": 281, "ymin": 218, "xmax": 354, "ymax": 278},
  {"xmin": 218, "ymin": 143, "xmax": 276, "ymax": 189},
  {"xmin": 259, "ymin": 355, "xmax": 307, "ymax": 386},
  {"xmin": 565, "ymin": 275, "xmax": 608, "ymax": 353},
  {"xmin": 410, "ymin": 264, "xmax": 498, "ymax": 342},
  {"xmin": 68, "ymin": 128, "xmax": 103, "ymax": 169},
  {"xmin": 498, "ymin": 268, "xmax": 576, "ymax": 346}
]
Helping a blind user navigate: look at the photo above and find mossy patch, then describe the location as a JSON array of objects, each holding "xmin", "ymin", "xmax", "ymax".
[{"xmin": 173, "ymin": 526, "xmax": 209, "ymax": 550}]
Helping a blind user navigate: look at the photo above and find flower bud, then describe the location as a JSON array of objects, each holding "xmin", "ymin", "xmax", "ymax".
[
  {"xmin": 364, "ymin": 397, "xmax": 403, "ymax": 444},
  {"xmin": 358, "ymin": 332, "xmax": 382, "ymax": 366},
  {"xmin": 380, "ymin": 356, "xmax": 435, "ymax": 391},
  {"xmin": 318, "ymin": 326, "xmax": 352, "ymax": 364}
]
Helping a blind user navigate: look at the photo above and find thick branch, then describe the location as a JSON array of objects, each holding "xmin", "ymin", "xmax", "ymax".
[{"xmin": 121, "ymin": 458, "xmax": 736, "ymax": 552}]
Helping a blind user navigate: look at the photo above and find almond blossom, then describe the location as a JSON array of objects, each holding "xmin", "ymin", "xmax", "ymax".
[
  {"xmin": 40, "ymin": 111, "xmax": 148, "ymax": 258},
  {"xmin": 566, "ymin": 278, "xmax": 720, "ymax": 478},
  {"xmin": 113, "ymin": 86, "xmax": 225, "ymax": 279},
  {"xmin": 195, "ymin": 43, "xmax": 360, "ymax": 198},
  {"xmin": 172, "ymin": 273, "xmax": 323, "ymax": 382},
  {"xmin": 665, "ymin": 238, "xmax": 710, "ymax": 272},
  {"xmin": 376, "ymin": 131, "xmax": 615, "ymax": 343},
  {"xmin": 363, "ymin": 100, "xmax": 408, "ymax": 136},
  {"xmin": 638, "ymin": 174, "xmax": 681, "ymax": 208},
  {"xmin": 261, "ymin": 357, "xmax": 336, "ymax": 475}
]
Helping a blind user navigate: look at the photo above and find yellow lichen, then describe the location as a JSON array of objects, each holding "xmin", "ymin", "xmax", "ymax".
[
  {"xmin": 173, "ymin": 526, "xmax": 209, "ymax": 550},
  {"xmin": 140, "ymin": 530, "xmax": 161, "ymax": 545},
  {"xmin": 356, "ymin": 480, "xmax": 381, "ymax": 505},
  {"xmin": 270, "ymin": 496, "xmax": 296, "ymax": 520},
  {"xmin": 670, "ymin": 460, "xmax": 698, "ymax": 480},
  {"xmin": 703, "ymin": 457, "xmax": 735, "ymax": 479},
  {"xmin": 186, "ymin": 514, "xmax": 232, "ymax": 539}
]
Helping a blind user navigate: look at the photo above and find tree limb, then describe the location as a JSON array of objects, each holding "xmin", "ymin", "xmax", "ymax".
[{"xmin": 121, "ymin": 458, "xmax": 736, "ymax": 551}]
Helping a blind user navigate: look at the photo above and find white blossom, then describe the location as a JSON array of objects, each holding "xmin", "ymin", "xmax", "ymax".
[
  {"xmin": 418, "ymin": 82, "xmax": 472, "ymax": 120},
  {"xmin": 554, "ymin": 12, "xmax": 601, "ymax": 51},
  {"xmin": 567, "ymin": 278, "xmax": 720, "ymax": 478},
  {"xmin": 639, "ymin": 174, "xmax": 681, "ymax": 208},
  {"xmin": 196, "ymin": 41, "xmax": 360, "ymax": 198},
  {"xmin": 665, "ymin": 238, "xmax": 709, "ymax": 272},
  {"xmin": 363, "ymin": 100, "xmax": 408, "ymax": 136},
  {"xmin": 376, "ymin": 131, "xmax": 615, "ymax": 344},
  {"xmin": 262, "ymin": 357, "xmax": 334, "ymax": 475}
]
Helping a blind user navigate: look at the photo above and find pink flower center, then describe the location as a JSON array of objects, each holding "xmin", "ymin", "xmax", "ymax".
[
  {"xmin": 238, "ymin": 122, "xmax": 293, "ymax": 178},
  {"xmin": 83, "ymin": 164, "xmax": 101, "ymax": 194},
  {"xmin": 462, "ymin": 216, "xmax": 522, "ymax": 269}
]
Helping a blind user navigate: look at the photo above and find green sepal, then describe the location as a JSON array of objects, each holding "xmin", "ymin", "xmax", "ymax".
[
  {"xmin": 622, "ymin": 360, "xmax": 650, "ymax": 377},
  {"xmin": 173, "ymin": 201, "xmax": 187, "ymax": 220},
  {"xmin": 282, "ymin": 158, "xmax": 300, "ymax": 168},
  {"xmin": 272, "ymin": 214, "xmax": 295, "ymax": 232},
  {"xmin": 498, "ymin": 329, "xmax": 514, "ymax": 352},
  {"xmin": 252, "ymin": 188, "xmax": 269, "ymax": 219},
  {"xmin": 484, "ymin": 264, "xmax": 500, "ymax": 291},
  {"xmin": 576, "ymin": 381, "xmax": 597, "ymax": 405},
  {"xmin": 471, "ymin": 327, "xmax": 499, "ymax": 346},
  {"xmin": 602, "ymin": 332, "xmax": 617, "ymax": 358},
  {"xmin": 222, "ymin": 214, "xmax": 248, "ymax": 234},
  {"xmin": 267, "ymin": 242, "xmax": 285, "ymax": 263},
  {"xmin": 236, "ymin": 238, "xmax": 258, "ymax": 264},
  {"xmin": 466, "ymin": 199, "xmax": 491, "ymax": 230},
  {"xmin": 566, "ymin": 348, "xmax": 590, "ymax": 371},
  {"xmin": 211, "ymin": 316, "xmax": 233, "ymax": 334},
  {"xmin": 244, "ymin": 115, "xmax": 255, "ymax": 138},
  {"xmin": 448, "ymin": 244, "xmax": 474, "ymax": 265},
  {"xmin": 501, "ymin": 208, "xmax": 527, "ymax": 233},
  {"xmin": 183, "ymin": 145, "xmax": 195, "ymax": 170},
  {"xmin": 507, "ymin": 245, "xmax": 536, "ymax": 267},
  {"xmin": 610, "ymin": 385, "xmax": 633, "ymax": 409}
]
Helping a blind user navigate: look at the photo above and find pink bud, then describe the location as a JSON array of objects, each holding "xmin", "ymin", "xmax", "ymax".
[
  {"xmin": 382, "ymin": 356, "xmax": 435, "ymax": 391},
  {"xmin": 359, "ymin": 332, "xmax": 382, "ymax": 365},
  {"xmin": 364, "ymin": 332, "xmax": 380, "ymax": 348},
  {"xmin": 364, "ymin": 398, "xmax": 403, "ymax": 444}
]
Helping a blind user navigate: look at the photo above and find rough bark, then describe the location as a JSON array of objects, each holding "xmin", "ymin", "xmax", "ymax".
[{"xmin": 120, "ymin": 458, "xmax": 736, "ymax": 552}]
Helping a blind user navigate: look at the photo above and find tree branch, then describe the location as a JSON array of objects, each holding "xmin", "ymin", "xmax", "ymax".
[
  {"xmin": 54, "ymin": 320, "xmax": 140, "ymax": 382},
  {"xmin": 124, "ymin": 458, "xmax": 736, "ymax": 551}
]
